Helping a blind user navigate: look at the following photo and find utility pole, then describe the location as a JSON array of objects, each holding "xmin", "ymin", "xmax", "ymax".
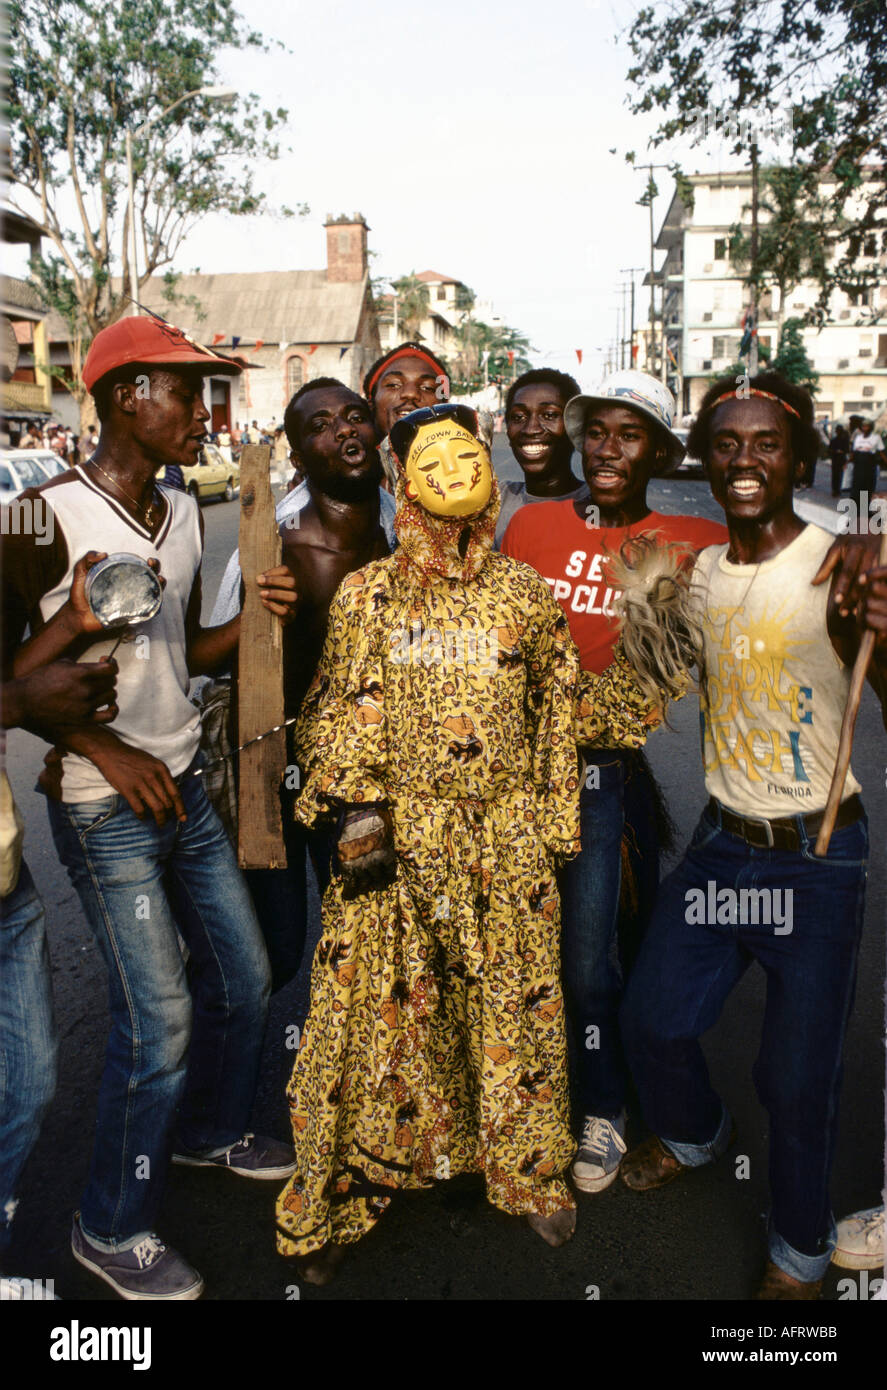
[
  {"xmin": 633, "ymin": 164, "xmax": 670, "ymax": 381},
  {"xmin": 620, "ymin": 266, "xmax": 644, "ymax": 370},
  {"xmin": 748, "ymin": 141, "xmax": 760, "ymax": 376}
]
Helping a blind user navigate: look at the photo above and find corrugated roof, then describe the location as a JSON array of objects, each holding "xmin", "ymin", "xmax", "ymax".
[
  {"xmin": 136, "ymin": 269, "xmax": 369, "ymax": 345},
  {"xmin": 416, "ymin": 269, "xmax": 461, "ymax": 285}
]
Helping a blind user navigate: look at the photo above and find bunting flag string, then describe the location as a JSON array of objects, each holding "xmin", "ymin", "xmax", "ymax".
[
  {"xmin": 279, "ymin": 342, "xmax": 290, "ymax": 354},
  {"xmin": 212, "ymin": 333, "xmax": 226, "ymax": 345},
  {"xmin": 231, "ymin": 335, "xmax": 241, "ymax": 349},
  {"xmin": 308, "ymin": 344, "xmax": 318, "ymax": 355},
  {"xmin": 254, "ymin": 339, "xmax": 264, "ymax": 352},
  {"xmin": 339, "ymin": 346, "xmax": 349, "ymax": 360}
]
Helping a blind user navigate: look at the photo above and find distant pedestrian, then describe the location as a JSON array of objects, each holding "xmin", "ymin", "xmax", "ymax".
[
  {"xmin": 829, "ymin": 424, "xmax": 850, "ymax": 497},
  {"xmin": 849, "ymin": 418, "xmax": 886, "ymax": 508}
]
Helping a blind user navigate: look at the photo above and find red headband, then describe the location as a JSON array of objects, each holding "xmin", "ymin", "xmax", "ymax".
[
  {"xmin": 706, "ymin": 387, "xmax": 801, "ymax": 420},
  {"xmin": 366, "ymin": 347, "xmax": 445, "ymax": 398}
]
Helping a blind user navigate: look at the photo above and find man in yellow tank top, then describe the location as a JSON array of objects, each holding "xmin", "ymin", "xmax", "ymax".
[{"xmin": 618, "ymin": 372, "xmax": 887, "ymax": 1300}]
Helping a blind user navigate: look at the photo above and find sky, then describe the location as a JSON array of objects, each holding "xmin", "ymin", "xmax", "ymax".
[
  {"xmin": 6, "ymin": 0, "xmax": 768, "ymax": 390},
  {"xmin": 159, "ymin": 0, "xmax": 678, "ymax": 388}
]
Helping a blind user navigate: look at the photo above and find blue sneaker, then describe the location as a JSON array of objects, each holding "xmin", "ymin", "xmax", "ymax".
[
  {"xmin": 172, "ymin": 1132, "xmax": 297, "ymax": 1181},
  {"xmin": 572, "ymin": 1115, "xmax": 627, "ymax": 1193},
  {"xmin": 71, "ymin": 1214, "xmax": 203, "ymax": 1301}
]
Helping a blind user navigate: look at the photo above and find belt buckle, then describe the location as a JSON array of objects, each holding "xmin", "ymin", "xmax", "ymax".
[{"xmin": 745, "ymin": 813, "xmax": 774, "ymax": 849}]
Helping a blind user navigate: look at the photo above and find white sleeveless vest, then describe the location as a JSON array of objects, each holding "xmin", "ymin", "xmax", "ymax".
[{"xmin": 693, "ymin": 524, "xmax": 860, "ymax": 818}]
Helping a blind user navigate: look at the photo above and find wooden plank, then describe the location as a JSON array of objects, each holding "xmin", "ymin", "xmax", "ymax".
[{"xmin": 237, "ymin": 444, "xmax": 286, "ymax": 868}]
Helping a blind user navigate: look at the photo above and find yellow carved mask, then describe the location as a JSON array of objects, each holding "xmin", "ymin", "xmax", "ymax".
[{"xmin": 402, "ymin": 417, "xmax": 493, "ymax": 518}]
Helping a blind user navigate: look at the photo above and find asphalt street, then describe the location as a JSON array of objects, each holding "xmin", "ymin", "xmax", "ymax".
[{"xmin": 5, "ymin": 441, "xmax": 885, "ymax": 1305}]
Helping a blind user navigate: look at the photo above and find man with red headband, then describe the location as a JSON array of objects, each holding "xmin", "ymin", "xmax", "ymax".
[
  {"xmin": 363, "ymin": 342, "xmax": 449, "ymax": 489},
  {"xmin": 1, "ymin": 315, "xmax": 299, "ymax": 1299},
  {"xmin": 619, "ymin": 371, "xmax": 887, "ymax": 1300}
]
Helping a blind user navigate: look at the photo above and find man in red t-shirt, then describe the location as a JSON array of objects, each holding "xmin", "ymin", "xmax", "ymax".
[{"xmin": 502, "ymin": 369, "xmax": 726, "ymax": 1196}]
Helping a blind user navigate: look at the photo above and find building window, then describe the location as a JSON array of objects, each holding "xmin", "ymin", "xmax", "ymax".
[
  {"xmin": 714, "ymin": 238, "xmax": 727, "ymax": 261},
  {"xmin": 712, "ymin": 335, "xmax": 740, "ymax": 359},
  {"xmin": 287, "ymin": 356, "xmax": 304, "ymax": 395},
  {"xmin": 437, "ymin": 287, "xmax": 446, "ymax": 301}
]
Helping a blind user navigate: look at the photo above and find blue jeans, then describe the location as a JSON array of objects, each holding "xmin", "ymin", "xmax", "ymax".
[
  {"xmin": 621, "ymin": 801, "xmax": 869, "ymax": 1282},
  {"xmin": 48, "ymin": 772, "xmax": 271, "ymax": 1247},
  {"xmin": 558, "ymin": 750, "xmax": 659, "ymax": 1120},
  {"xmin": 244, "ymin": 791, "xmax": 332, "ymax": 993},
  {"xmin": 0, "ymin": 861, "xmax": 58, "ymax": 1257}
]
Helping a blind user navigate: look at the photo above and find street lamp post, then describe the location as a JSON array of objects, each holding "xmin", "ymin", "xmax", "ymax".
[{"xmin": 124, "ymin": 85, "xmax": 236, "ymax": 316}]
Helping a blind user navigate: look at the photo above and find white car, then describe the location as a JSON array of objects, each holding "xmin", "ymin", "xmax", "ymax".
[{"xmin": 0, "ymin": 449, "xmax": 70, "ymax": 502}]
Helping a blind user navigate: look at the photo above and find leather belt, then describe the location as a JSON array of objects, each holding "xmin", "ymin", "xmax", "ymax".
[{"xmin": 708, "ymin": 795, "xmax": 863, "ymax": 851}]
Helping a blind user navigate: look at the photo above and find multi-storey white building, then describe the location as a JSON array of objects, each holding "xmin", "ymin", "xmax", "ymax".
[{"xmin": 650, "ymin": 171, "xmax": 887, "ymax": 422}]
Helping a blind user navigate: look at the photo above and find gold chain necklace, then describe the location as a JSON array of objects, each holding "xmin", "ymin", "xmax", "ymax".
[{"xmin": 89, "ymin": 460, "xmax": 162, "ymax": 528}]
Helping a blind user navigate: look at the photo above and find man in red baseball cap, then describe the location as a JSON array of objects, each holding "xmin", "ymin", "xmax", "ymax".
[
  {"xmin": 2, "ymin": 316, "xmax": 300, "ymax": 1300},
  {"xmin": 81, "ymin": 313, "xmax": 242, "ymax": 393}
]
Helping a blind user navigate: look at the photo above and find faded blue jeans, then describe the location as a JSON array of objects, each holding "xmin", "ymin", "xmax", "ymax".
[
  {"xmin": 0, "ymin": 861, "xmax": 58, "ymax": 1258},
  {"xmin": 558, "ymin": 749, "xmax": 660, "ymax": 1121},
  {"xmin": 621, "ymin": 801, "xmax": 869, "ymax": 1282},
  {"xmin": 48, "ymin": 770, "xmax": 271, "ymax": 1248}
]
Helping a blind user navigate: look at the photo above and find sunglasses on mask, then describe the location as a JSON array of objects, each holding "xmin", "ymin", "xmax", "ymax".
[{"xmin": 389, "ymin": 403, "xmax": 480, "ymax": 463}]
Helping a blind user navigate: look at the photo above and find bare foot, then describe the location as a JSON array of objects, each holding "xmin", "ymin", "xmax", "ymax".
[
  {"xmin": 296, "ymin": 1243, "xmax": 348, "ymax": 1286},
  {"xmin": 526, "ymin": 1208, "xmax": 577, "ymax": 1248}
]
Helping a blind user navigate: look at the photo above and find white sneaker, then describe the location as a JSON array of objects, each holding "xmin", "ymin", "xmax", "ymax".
[
  {"xmin": 832, "ymin": 1206, "xmax": 885, "ymax": 1271},
  {"xmin": 572, "ymin": 1115, "xmax": 627, "ymax": 1193}
]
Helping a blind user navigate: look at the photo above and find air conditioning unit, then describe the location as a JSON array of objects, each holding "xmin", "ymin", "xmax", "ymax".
[
  {"xmin": 839, "ymin": 310, "xmax": 850, "ymax": 320},
  {"xmin": 838, "ymin": 358, "xmax": 850, "ymax": 368},
  {"xmin": 702, "ymin": 312, "xmax": 713, "ymax": 322},
  {"xmin": 862, "ymin": 386, "xmax": 875, "ymax": 398},
  {"xmin": 702, "ymin": 360, "xmax": 712, "ymax": 370},
  {"xmin": 859, "ymin": 348, "xmax": 872, "ymax": 357},
  {"xmin": 703, "ymin": 263, "xmax": 713, "ymax": 273}
]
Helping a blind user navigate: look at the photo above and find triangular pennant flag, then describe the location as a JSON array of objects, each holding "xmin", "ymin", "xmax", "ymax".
[
  {"xmin": 212, "ymin": 333, "xmax": 225, "ymax": 345},
  {"xmin": 254, "ymin": 339, "xmax": 264, "ymax": 352},
  {"xmin": 575, "ymin": 348, "xmax": 583, "ymax": 364},
  {"xmin": 308, "ymin": 344, "xmax": 318, "ymax": 355},
  {"xmin": 231, "ymin": 336, "xmax": 241, "ymax": 349},
  {"xmin": 279, "ymin": 342, "xmax": 289, "ymax": 354},
  {"xmin": 339, "ymin": 346, "xmax": 349, "ymax": 360}
]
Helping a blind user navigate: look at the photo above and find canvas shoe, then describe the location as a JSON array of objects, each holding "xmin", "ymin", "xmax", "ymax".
[
  {"xmin": 71, "ymin": 1214, "xmax": 203, "ymax": 1301},
  {"xmin": 572, "ymin": 1115, "xmax": 627, "ymax": 1193},
  {"xmin": 832, "ymin": 1206, "xmax": 885, "ymax": 1271},
  {"xmin": 172, "ymin": 1131, "xmax": 297, "ymax": 1180}
]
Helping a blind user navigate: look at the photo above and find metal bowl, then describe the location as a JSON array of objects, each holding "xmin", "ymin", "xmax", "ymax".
[{"xmin": 84, "ymin": 553, "xmax": 163, "ymax": 629}]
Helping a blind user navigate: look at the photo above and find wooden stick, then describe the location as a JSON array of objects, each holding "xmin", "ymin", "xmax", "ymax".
[
  {"xmin": 237, "ymin": 444, "xmax": 287, "ymax": 869},
  {"xmin": 815, "ymin": 530, "xmax": 887, "ymax": 856}
]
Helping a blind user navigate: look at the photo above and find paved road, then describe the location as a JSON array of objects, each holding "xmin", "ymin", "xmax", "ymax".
[{"xmin": 6, "ymin": 446, "xmax": 885, "ymax": 1304}]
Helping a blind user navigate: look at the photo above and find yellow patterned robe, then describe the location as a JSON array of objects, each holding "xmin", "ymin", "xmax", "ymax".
[{"xmin": 276, "ymin": 481, "xmax": 656, "ymax": 1255}]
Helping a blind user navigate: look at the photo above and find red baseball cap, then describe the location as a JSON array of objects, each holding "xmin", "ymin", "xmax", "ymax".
[{"xmin": 83, "ymin": 315, "xmax": 242, "ymax": 392}]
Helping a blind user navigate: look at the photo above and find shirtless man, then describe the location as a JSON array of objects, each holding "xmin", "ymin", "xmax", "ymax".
[
  {"xmin": 280, "ymin": 379, "xmax": 392, "ymax": 712},
  {"xmin": 219, "ymin": 380, "xmax": 395, "ymax": 989}
]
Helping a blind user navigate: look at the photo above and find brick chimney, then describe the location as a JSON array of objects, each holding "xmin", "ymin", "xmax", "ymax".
[{"xmin": 324, "ymin": 213, "xmax": 369, "ymax": 283}]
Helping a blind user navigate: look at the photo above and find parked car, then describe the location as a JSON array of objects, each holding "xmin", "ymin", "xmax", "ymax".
[
  {"xmin": 0, "ymin": 449, "xmax": 71, "ymax": 502},
  {"xmin": 158, "ymin": 444, "xmax": 240, "ymax": 503},
  {"xmin": 671, "ymin": 428, "xmax": 706, "ymax": 480}
]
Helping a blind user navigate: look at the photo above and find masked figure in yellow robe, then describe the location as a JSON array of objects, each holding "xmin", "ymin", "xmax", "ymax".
[{"xmin": 276, "ymin": 403, "xmax": 657, "ymax": 1276}]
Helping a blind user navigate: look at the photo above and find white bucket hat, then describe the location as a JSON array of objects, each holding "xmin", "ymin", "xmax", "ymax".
[{"xmin": 564, "ymin": 370, "xmax": 686, "ymax": 477}]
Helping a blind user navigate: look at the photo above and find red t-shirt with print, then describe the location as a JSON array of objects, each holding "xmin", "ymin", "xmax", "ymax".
[{"xmin": 502, "ymin": 499, "xmax": 727, "ymax": 673}]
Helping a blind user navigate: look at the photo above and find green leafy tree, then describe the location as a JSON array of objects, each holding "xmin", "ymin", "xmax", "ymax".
[
  {"xmin": 728, "ymin": 167, "xmax": 830, "ymax": 337},
  {"xmin": 624, "ymin": 0, "xmax": 886, "ymax": 319},
  {"xmin": 390, "ymin": 273, "xmax": 431, "ymax": 341},
  {"xmin": 772, "ymin": 317, "xmax": 819, "ymax": 393},
  {"xmin": 7, "ymin": 0, "xmax": 302, "ymax": 428}
]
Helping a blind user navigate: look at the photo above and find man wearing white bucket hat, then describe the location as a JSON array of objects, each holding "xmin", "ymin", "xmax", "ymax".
[{"xmin": 503, "ymin": 369, "xmax": 727, "ymax": 1193}]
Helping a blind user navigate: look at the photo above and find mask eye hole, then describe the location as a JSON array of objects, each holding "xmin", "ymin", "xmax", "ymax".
[{"xmin": 418, "ymin": 458, "xmax": 439, "ymax": 472}]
